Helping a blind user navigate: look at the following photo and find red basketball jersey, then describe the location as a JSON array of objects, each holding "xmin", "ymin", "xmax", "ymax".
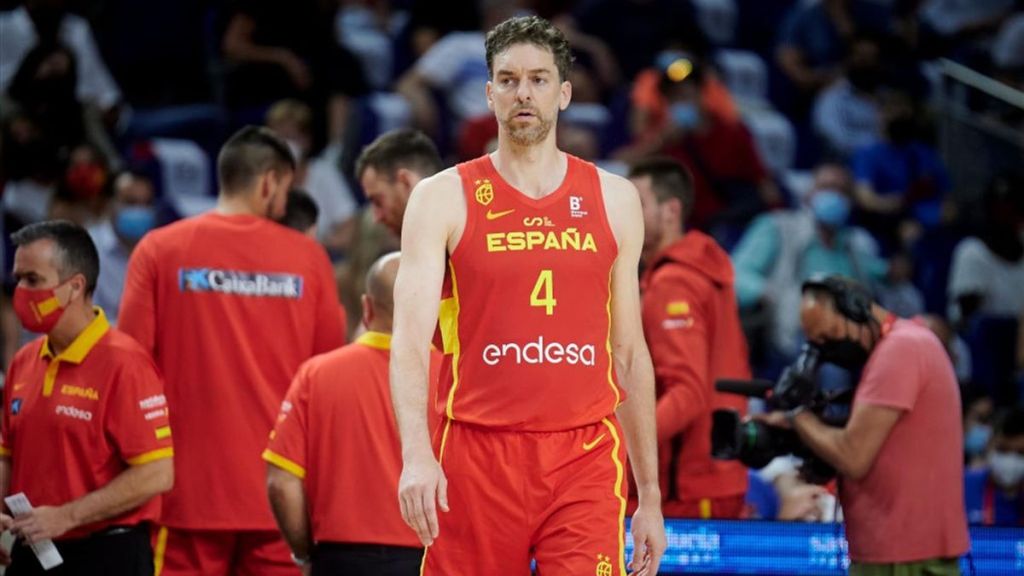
[{"xmin": 435, "ymin": 154, "xmax": 624, "ymax": 431}]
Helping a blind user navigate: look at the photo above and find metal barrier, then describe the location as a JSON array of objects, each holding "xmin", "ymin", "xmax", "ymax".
[{"xmin": 935, "ymin": 59, "xmax": 1024, "ymax": 216}]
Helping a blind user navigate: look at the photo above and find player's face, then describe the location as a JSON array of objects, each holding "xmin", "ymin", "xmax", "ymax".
[
  {"xmin": 12, "ymin": 239, "xmax": 62, "ymax": 292},
  {"xmin": 361, "ymin": 166, "xmax": 405, "ymax": 235},
  {"xmin": 487, "ymin": 43, "xmax": 571, "ymax": 147},
  {"xmin": 632, "ymin": 175, "xmax": 663, "ymax": 260}
]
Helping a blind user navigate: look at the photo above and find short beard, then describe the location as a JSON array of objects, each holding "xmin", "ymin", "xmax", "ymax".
[{"xmin": 503, "ymin": 111, "xmax": 554, "ymax": 147}]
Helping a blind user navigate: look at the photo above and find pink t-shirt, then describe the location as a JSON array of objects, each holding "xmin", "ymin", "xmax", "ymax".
[{"xmin": 842, "ymin": 318, "xmax": 970, "ymax": 563}]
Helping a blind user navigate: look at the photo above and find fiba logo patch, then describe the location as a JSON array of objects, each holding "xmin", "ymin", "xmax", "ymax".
[
  {"xmin": 570, "ymin": 195, "xmax": 588, "ymax": 218},
  {"xmin": 179, "ymin": 268, "xmax": 303, "ymax": 299},
  {"xmin": 475, "ymin": 179, "xmax": 494, "ymax": 206},
  {"xmin": 595, "ymin": 554, "xmax": 612, "ymax": 576}
]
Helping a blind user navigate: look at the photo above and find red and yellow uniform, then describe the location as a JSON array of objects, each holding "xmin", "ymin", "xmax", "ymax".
[
  {"xmin": 0, "ymin": 308, "xmax": 173, "ymax": 539},
  {"xmin": 118, "ymin": 213, "xmax": 344, "ymax": 574},
  {"xmin": 425, "ymin": 155, "xmax": 628, "ymax": 575},
  {"xmin": 639, "ymin": 230, "xmax": 749, "ymax": 518},
  {"xmin": 263, "ymin": 332, "xmax": 440, "ymax": 547}
]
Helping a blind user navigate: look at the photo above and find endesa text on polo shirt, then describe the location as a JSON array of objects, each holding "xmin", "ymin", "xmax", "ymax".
[{"xmin": 178, "ymin": 268, "xmax": 303, "ymax": 299}]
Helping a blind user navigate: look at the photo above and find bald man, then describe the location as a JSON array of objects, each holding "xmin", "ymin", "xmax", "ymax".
[{"xmin": 263, "ymin": 253, "xmax": 441, "ymax": 575}]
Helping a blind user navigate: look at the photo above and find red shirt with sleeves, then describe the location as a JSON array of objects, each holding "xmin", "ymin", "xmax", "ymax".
[
  {"xmin": 640, "ymin": 230, "xmax": 749, "ymax": 505},
  {"xmin": 1, "ymin": 308, "xmax": 173, "ymax": 539},
  {"xmin": 118, "ymin": 212, "xmax": 344, "ymax": 530},
  {"xmin": 263, "ymin": 332, "xmax": 441, "ymax": 546},
  {"xmin": 842, "ymin": 318, "xmax": 969, "ymax": 562}
]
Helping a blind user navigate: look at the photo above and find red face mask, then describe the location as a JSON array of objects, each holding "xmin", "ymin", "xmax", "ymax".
[{"xmin": 13, "ymin": 284, "xmax": 67, "ymax": 334}]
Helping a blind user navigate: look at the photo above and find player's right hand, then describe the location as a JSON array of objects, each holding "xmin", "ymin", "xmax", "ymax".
[{"xmin": 398, "ymin": 450, "xmax": 449, "ymax": 546}]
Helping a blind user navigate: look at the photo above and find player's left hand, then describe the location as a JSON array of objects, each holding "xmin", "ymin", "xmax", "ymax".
[
  {"xmin": 10, "ymin": 506, "xmax": 75, "ymax": 543},
  {"xmin": 628, "ymin": 502, "xmax": 666, "ymax": 576}
]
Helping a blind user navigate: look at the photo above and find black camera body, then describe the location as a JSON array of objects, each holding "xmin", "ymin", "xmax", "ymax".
[{"xmin": 711, "ymin": 344, "xmax": 854, "ymax": 484}]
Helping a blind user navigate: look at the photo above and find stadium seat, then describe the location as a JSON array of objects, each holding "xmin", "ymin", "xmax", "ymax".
[
  {"xmin": 715, "ymin": 49, "xmax": 769, "ymax": 106},
  {"xmin": 742, "ymin": 108, "xmax": 797, "ymax": 175},
  {"xmin": 149, "ymin": 138, "xmax": 217, "ymax": 217},
  {"xmin": 692, "ymin": 0, "xmax": 738, "ymax": 46}
]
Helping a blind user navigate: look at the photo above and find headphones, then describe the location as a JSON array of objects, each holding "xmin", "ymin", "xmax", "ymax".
[{"xmin": 801, "ymin": 275, "xmax": 874, "ymax": 324}]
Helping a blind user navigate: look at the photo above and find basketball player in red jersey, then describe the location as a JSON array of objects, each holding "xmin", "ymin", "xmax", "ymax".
[{"xmin": 390, "ymin": 15, "xmax": 666, "ymax": 576}]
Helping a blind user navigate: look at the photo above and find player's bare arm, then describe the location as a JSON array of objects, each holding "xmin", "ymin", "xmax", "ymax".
[
  {"xmin": 601, "ymin": 170, "xmax": 667, "ymax": 576},
  {"xmin": 391, "ymin": 168, "xmax": 465, "ymax": 546}
]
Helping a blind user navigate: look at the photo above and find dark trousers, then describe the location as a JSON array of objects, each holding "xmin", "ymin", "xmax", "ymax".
[
  {"xmin": 7, "ymin": 524, "xmax": 153, "ymax": 576},
  {"xmin": 312, "ymin": 542, "xmax": 423, "ymax": 576}
]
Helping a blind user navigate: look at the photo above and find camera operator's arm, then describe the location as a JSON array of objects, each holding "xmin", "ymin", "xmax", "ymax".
[
  {"xmin": 642, "ymin": 275, "xmax": 712, "ymax": 442},
  {"xmin": 783, "ymin": 404, "xmax": 902, "ymax": 480}
]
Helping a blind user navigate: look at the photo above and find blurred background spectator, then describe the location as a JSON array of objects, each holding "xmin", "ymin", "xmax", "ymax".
[{"xmin": 965, "ymin": 406, "xmax": 1024, "ymax": 526}]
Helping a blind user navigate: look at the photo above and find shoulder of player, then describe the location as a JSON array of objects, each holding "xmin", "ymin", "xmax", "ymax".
[
  {"xmin": 296, "ymin": 342, "xmax": 377, "ymax": 390},
  {"xmin": 412, "ymin": 167, "xmax": 462, "ymax": 199},
  {"xmin": 98, "ymin": 329, "xmax": 160, "ymax": 365},
  {"xmin": 595, "ymin": 169, "xmax": 640, "ymax": 212},
  {"xmin": 407, "ymin": 168, "xmax": 465, "ymax": 220},
  {"xmin": 10, "ymin": 337, "xmax": 46, "ymax": 369}
]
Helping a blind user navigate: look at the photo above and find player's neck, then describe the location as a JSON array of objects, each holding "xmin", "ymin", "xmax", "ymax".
[
  {"xmin": 216, "ymin": 192, "xmax": 265, "ymax": 218},
  {"xmin": 491, "ymin": 141, "xmax": 566, "ymax": 200}
]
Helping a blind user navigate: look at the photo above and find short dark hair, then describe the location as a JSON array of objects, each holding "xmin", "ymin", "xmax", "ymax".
[
  {"xmin": 217, "ymin": 126, "xmax": 296, "ymax": 194},
  {"xmin": 11, "ymin": 220, "xmax": 99, "ymax": 296},
  {"xmin": 485, "ymin": 15, "xmax": 573, "ymax": 83},
  {"xmin": 629, "ymin": 157, "xmax": 695, "ymax": 225},
  {"xmin": 995, "ymin": 407, "xmax": 1024, "ymax": 439},
  {"xmin": 280, "ymin": 189, "xmax": 319, "ymax": 233},
  {"xmin": 355, "ymin": 129, "xmax": 443, "ymax": 182}
]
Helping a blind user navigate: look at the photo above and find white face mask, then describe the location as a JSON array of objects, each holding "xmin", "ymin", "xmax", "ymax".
[{"xmin": 989, "ymin": 451, "xmax": 1024, "ymax": 487}]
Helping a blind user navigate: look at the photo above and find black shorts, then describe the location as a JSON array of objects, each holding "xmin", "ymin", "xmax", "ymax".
[
  {"xmin": 312, "ymin": 542, "xmax": 423, "ymax": 576},
  {"xmin": 7, "ymin": 524, "xmax": 153, "ymax": 576}
]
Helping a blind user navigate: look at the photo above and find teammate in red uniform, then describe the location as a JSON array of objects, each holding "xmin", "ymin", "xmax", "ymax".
[
  {"xmin": 118, "ymin": 127, "xmax": 344, "ymax": 575},
  {"xmin": 631, "ymin": 157, "xmax": 749, "ymax": 518},
  {"xmin": 390, "ymin": 16, "xmax": 666, "ymax": 576},
  {"xmin": 264, "ymin": 253, "xmax": 441, "ymax": 574}
]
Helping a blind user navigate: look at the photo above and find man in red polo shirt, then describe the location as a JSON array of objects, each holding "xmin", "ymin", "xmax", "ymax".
[
  {"xmin": 1, "ymin": 221, "xmax": 173, "ymax": 576},
  {"xmin": 630, "ymin": 157, "xmax": 749, "ymax": 518},
  {"xmin": 119, "ymin": 127, "xmax": 344, "ymax": 575},
  {"xmin": 264, "ymin": 252, "xmax": 440, "ymax": 574}
]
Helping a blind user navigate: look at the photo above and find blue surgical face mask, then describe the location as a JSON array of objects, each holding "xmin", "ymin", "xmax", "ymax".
[
  {"xmin": 965, "ymin": 424, "xmax": 992, "ymax": 457},
  {"xmin": 669, "ymin": 102, "xmax": 700, "ymax": 130},
  {"xmin": 115, "ymin": 206, "xmax": 156, "ymax": 242},
  {"xmin": 810, "ymin": 189, "xmax": 851, "ymax": 228}
]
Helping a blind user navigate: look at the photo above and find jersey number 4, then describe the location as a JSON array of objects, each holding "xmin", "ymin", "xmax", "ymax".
[{"xmin": 530, "ymin": 269, "xmax": 557, "ymax": 316}]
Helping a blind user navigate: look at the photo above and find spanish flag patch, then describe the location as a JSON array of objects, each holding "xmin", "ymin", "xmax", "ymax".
[{"xmin": 666, "ymin": 301, "xmax": 690, "ymax": 316}]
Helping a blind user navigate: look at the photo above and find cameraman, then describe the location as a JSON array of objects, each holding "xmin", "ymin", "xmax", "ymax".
[{"xmin": 758, "ymin": 276, "xmax": 969, "ymax": 575}]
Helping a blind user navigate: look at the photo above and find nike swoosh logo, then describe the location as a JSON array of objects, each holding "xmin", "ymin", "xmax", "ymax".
[
  {"xmin": 582, "ymin": 434, "xmax": 606, "ymax": 451},
  {"xmin": 486, "ymin": 208, "xmax": 516, "ymax": 221},
  {"xmin": 12, "ymin": 383, "xmax": 25, "ymax": 391}
]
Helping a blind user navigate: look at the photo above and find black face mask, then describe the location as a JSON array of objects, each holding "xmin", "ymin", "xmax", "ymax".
[
  {"xmin": 818, "ymin": 337, "xmax": 870, "ymax": 370},
  {"xmin": 848, "ymin": 67, "xmax": 881, "ymax": 93}
]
